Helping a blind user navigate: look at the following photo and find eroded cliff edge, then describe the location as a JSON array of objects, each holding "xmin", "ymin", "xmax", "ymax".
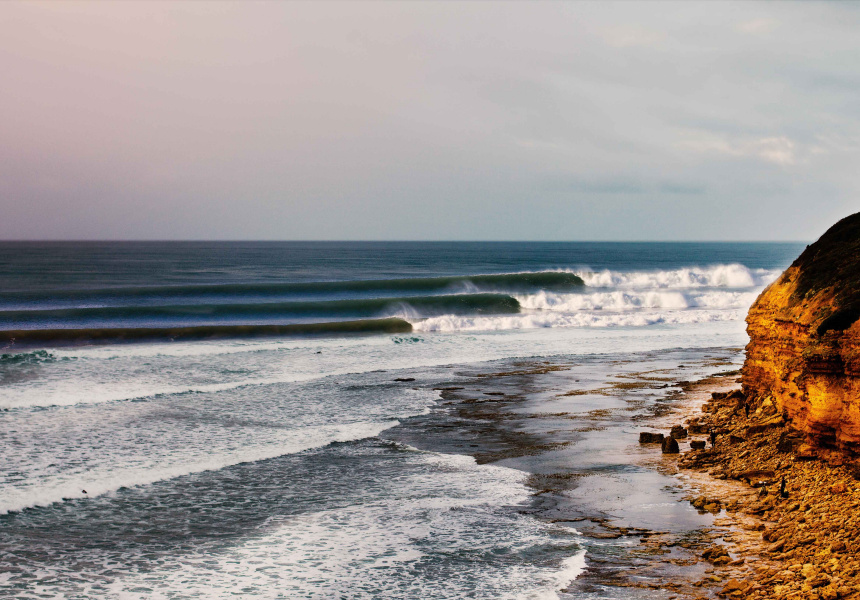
[{"xmin": 743, "ymin": 212, "xmax": 860, "ymax": 453}]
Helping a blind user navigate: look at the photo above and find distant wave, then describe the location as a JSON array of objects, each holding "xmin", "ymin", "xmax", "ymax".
[
  {"xmin": 0, "ymin": 294, "xmax": 520, "ymax": 328},
  {"xmin": 0, "ymin": 265, "xmax": 779, "ymax": 343},
  {"xmin": 0, "ymin": 271, "xmax": 584, "ymax": 308},
  {"xmin": 516, "ymin": 289, "xmax": 757, "ymax": 312},
  {"xmin": 412, "ymin": 309, "xmax": 743, "ymax": 332},
  {"xmin": 0, "ymin": 318, "xmax": 413, "ymax": 347},
  {"xmin": 577, "ymin": 264, "xmax": 778, "ymax": 289}
]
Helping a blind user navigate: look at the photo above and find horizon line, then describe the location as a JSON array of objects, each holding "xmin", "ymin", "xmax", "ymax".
[{"xmin": 0, "ymin": 239, "xmax": 811, "ymax": 244}]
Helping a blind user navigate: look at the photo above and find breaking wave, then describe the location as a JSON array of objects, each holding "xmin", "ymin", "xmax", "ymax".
[
  {"xmin": 412, "ymin": 309, "xmax": 743, "ymax": 332},
  {"xmin": 577, "ymin": 263, "xmax": 778, "ymax": 289},
  {"xmin": 0, "ymin": 264, "xmax": 778, "ymax": 343},
  {"xmin": 0, "ymin": 349, "xmax": 58, "ymax": 364},
  {"xmin": 516, "ymin": 289, "xmax": 757, "ymax": 312}
]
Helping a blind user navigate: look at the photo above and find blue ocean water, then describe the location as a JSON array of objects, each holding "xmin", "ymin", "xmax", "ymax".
[
  {"xmin": 0, "ymin": 242, "xmax": 803, "ymax": 599},
  {"xmin": 0, "ymin": 241, "xmax": 799, "ymax": 334}
]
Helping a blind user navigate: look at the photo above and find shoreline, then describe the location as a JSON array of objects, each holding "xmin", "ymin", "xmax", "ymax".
[
  {"xmin": 404, "ymin": 351, "xmax": 860, "ymax": 598},
  {"xmin": 664, "ymin": 381, "xmax": 860, "ymax": 599},
  {"xmin": 389, "ymin": 349, "xmax": 748, "ymax": 598}
]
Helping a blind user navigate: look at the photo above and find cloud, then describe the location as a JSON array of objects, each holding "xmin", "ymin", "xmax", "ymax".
[
  {"xmin": 676, "ymin": 134, "xmax": 799, "ymax": 166},
  {"xmin": 0, "ymin": 1, "xmax": 856, "ymax": 241},
  {"xmin": 735, "ymin": 18, "xmax": 779, "ymax": 35},
  {"xmin": 600, "ymin": 24, "xmax": 666, "ymax": 48}
]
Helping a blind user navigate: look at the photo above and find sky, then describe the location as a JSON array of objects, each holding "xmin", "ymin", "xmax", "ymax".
[{"xmin": 0, "ymin": 1, "xmax": 858, "ymax": 241}]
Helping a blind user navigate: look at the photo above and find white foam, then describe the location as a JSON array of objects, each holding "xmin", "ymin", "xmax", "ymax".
[
  {"xmin": 99, "ymin": 452, "xmax": 584, "ymax": 600},
  {"xmin": 413, "ymin": 309, "xmax": 742, "ymax": 332},
  {"xmin": 0, "ymin": 421, "xmax": 397, "ymax": 515},
  {"xmin": 0, "ymin": 373, "xmax": 311, "ymax": 410},
  {"xmin": 577, "ymin": 263, "xmax": 778, "ymax": 289},
  {"xmin": 516, "ymin": 289, "xmax": 757, "ymax": 312}
]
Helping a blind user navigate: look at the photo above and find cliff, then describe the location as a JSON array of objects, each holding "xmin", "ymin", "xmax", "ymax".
[{"xmin": 743, "ymin": 212, "xmax": 860, "ymax": 453}]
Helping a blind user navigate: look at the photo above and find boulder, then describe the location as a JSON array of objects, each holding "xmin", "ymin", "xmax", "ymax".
[
  {"xmin": 639, "ymin": 432, "xmax": 665, "ymax": 444},
  {"xmin": 719, "ymin": 578, "xmax": 751, "ymax": 596},
  {"xmin": 670, "ymin": 425, "xmax": 688, "ymax": 439},
  {"xmin": 690, "ymin": 440, "xmax": 706, "ymax": 450},
  {"xmin": 661, "ymin": 436, "xmax": 679, "ymax": 454}
]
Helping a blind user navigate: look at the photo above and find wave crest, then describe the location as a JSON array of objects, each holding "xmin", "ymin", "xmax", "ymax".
[
  {"xmin": 577, "ymin": 264, "xmax": 778, "ymax": 289},
  {"xmin": 517, "ymin": 289, "xmax": 757, "ymax": 312},
  {"xmin": 411, "ymin": 310, "xmax": 742, "ymax": 332},
  {"xmin": 0, "ymin": 349, "xmax": 56, "ymax": 364}
]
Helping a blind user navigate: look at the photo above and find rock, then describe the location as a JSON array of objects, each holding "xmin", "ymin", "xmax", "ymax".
[
  {"xmin": 743, "ymin": 211, "xmax": 860, "ymax": 452},
  {"xmin": 830, "ymin": 482, "xmax": 847, "ymax": 494},
  {"xmin": 737, "ymin": 469, "xmax": 775, "ymax": 486},
  {"xmin": 795, "ymin": 444, "xmax": 819, "ymax": 461},
  {"xmin": 777, "ymin": 430, "xmax": 804, "ymax": 453},
  {"xmin": 768, "ymin": 539, "xmax": 787, "ymax": 553},
  {"xmin": 820, "ymin": 584, "xmax": 841, "ymax": 600},
  {"xmin": 690, "ymin": 440, "xmax": 706, "ymax": 450},
  {"xmin": 727, "ymin": 389, "xmax": 745, "ymax": 400},
  {"xmin": 702, "ymin": 546, "xmax": 730, "ymax": 562},
  {"xmin": 671, "ymin": 425, "xmax": 688, "ymax": 439},
  {"xmin": 639, "ymin": 432, "xmax": 665, "ymax": 444},
  {"xmin": 719, "ymin": 579, "xmax": 751, "ymax": 596},
  {"xmin": 661, "ymin": 436, "xmax": 679, "ymax": 454},
  {"xmin": 747, "ymin": 419, "xmax": 784, "ymax": 435}
]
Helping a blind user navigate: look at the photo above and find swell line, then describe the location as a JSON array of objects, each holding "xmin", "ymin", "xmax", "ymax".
[
  {"xmin": 0, "ymin": 294, "xmax": 520, "ymax": 327},
  {"xmin": 0, "ymin": 318, "xmax": 413, "ymax": 348},
  {"xmin": 0, "ymin": 271, "xmax": 584, "ymax": 306}
]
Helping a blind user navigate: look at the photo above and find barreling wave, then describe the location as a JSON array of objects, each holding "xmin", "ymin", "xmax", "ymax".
[
  {"xmin": 0, "ymin": 318, "xmax": 413, "ymax": 347},
  {"xmin": 577, "ymin": 263, "xmax": 779, "ymax": 289},
  {"xmin": 0, "ymin": 271, "xmax": 583, "ymax": 308}
]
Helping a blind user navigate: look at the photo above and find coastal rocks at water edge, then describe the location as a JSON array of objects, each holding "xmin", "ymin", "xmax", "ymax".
[
  {"xmin": 671, "ymin": 425, "xmax": 688, "ymax": 439},
  {"xmin": 661, "ymin": 436, "xmax": 679, "ymax": 454}
]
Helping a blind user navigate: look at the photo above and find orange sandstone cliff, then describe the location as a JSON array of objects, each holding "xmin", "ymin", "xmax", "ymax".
[{"xmin": 743, "ymin": 212, "xmax": 860, "ymax": 453}]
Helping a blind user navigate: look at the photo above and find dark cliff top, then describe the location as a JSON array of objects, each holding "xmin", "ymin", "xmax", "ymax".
[{"xmin": 790, "ymin": 211, "xmax": 860, "ymax": 333}]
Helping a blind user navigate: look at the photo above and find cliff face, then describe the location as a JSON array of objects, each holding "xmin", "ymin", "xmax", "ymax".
[{"xmin": 742, "ymin": 212, "xmax": 860, "ymax": 452}]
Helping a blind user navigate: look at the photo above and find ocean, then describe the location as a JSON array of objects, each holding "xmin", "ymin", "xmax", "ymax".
[{"xmin": 0, "ymin": 241, "xmax": 802, "ymax": 599}]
